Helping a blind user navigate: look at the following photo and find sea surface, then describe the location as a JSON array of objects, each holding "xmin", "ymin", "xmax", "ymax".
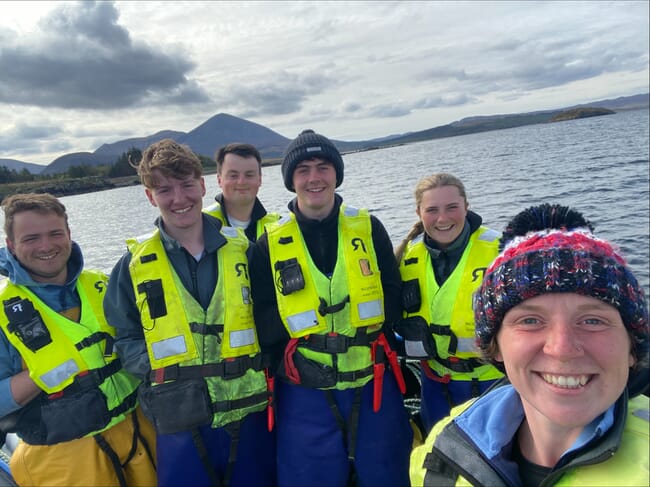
[{"xmin": 1, "ymin": 108, "xmax": 648, "ymax": 295}]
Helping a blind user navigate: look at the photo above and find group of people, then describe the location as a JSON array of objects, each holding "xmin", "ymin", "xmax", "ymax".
[{"xmin": 0, "ymin": 129, "xmax": 647, "ymax": 487}]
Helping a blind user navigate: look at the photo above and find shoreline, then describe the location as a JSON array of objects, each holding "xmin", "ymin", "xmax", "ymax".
[{"xmin": 0, "ymin": 160, "xmax": 284, "ymax": 203}]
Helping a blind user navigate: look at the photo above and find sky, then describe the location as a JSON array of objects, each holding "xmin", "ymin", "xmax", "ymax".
[{"xmin": 0, "ymin": 1, "xmax": 648, "ymax": 166}]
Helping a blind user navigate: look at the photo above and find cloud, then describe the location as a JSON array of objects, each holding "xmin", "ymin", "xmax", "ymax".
[
  {"xmin": 219, "ymin": 68, "xmax": 342, "ymax": 118},
  {"xmin": 0, "ymin": 1, "xmax": 210, "ymax": 109}
]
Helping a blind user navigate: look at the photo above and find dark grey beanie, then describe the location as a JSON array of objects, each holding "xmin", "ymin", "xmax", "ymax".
[{"xmin": 281, "ymin": 129, "xmax": 344, "ymax": 192}]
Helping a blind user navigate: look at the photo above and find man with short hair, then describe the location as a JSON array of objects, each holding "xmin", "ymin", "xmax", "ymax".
[
  {"xmin": 0, "ymin": 193, "xmax": 156, "ymax": 487},
  {"xmin": 250, "ymin": 129, "xmax": 413, "ymax": 487},
  {"xmin": 104, "ymin": 138, "xmax": 276, "ymax": 487},
  {"xmin": 205, "ymin": 142, "xmax": 279, "ymax": 241}
]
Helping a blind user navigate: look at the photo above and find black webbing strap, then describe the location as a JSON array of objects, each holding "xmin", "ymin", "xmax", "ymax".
[
  {"xmin": 429, "ymin": 324, "xmax": 459, "ymax": 355},
  {"xmin": 189, "ymin": 322, "xmax": 224, "ymax": 338},
  {"xmin": 300, "ymin": 329, "xmax": 380, "ymax": 354},
  {"xmin": 442, "ymin": 381, "xmax": 453, "ymax": 410},
  {"xmin": 223, "ymin": 421, "xmax": 241, "ymax": 486},
  {"xmin": 62, "ymin": 360, "xmax": 123, "ymax": 396},
  {"xmin": 121, "ymin": 411, "xmax": 139, "ymax": 468},
  {"xmin": 324, "ymin": 390, "xmax": 347, "ymax": 436},
  {"xmin": 75, "ymin": 331, "xmax": 115, "ymax": 356},
  {"xmin": 337, "ymin": 366, "xmax": 374, "ymax": 383},
  {"xmin": 109, "ymin": 389, "xmax": 138, "ymax": 418},
  {"xmin": 347, "ymin": 388, "xmax": 362, "ymax": 462},
  {"xmin": 130, "ymin": 410, "xmax": 156, "ymax": 472},
  {"xmin": 149, "ymin": 354, "xmax": 267, "ymax": 383},
  {"xmin": 318, "ymin": 296, "xmax": 350, "ymax": 316},
  {"xmin": 133, "ymin": 411, "xmax": 158, "ymax": 471},
  {"xmin": 434, "ymin": 355, "xmax": 486, "ymax": 374},
  {"xmin": 471, "ymin": 377, "xmax": 480, "ymax": 398},
  {"xmin": 191, "ymin": 428, "xmax": 222, "ymax": 487},
  {"xmin": 93, "ymin": 433, "xmax": 128, "ymax": 487},
  {"xmin": 324, "ymin": 388, "xmax": 363, "ymax": 485},
  {"xmin": 211, "ymin": 391, "xmax": 267, "ymax": 413}
]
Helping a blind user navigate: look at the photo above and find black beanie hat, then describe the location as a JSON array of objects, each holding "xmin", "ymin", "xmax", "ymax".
[{"xmin": 281, "ymin": 129, "xmax": 344, "ymax": 192}]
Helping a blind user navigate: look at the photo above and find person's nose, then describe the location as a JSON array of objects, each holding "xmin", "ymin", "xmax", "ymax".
[{"xmin": 543, "ymin": 320, "xmax": 584, "ymax": 359}]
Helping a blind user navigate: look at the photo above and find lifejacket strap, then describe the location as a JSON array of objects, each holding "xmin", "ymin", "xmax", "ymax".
[
  {"xmin": 211, "ymin": 391, "xmax": 268, "ymax": 413},
  {"xmin": 149, "ymin": 354, "xmax": 267, "ymax": 383},
  {"xmin": 300, "ymin": 329, "xmax": 380, "ymax": 354},
  {"xmin": 318, "ymin": 295, "xmax": 350, "ymax": 316}
]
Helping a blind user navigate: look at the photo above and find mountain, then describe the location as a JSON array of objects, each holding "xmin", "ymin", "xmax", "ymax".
[
  {"xmin": 94, "ymin": 130, "xmax": 187, "ymax": 157},
  {"xmin": 0, "ymin": 158, "xmax": 46, "ymax": 174},
  {"xmin": 177, "ymin": 113, "xmax": 290, "ymax": 160},
  {"xmin": 3, "ymin": 93, "xmax": 648, "ymax": 175}
]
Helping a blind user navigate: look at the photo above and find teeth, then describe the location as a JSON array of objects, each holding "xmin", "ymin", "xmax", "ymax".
[
  {"xmin": 436, "ymin": 225, "xmax": 453, "ymax": 231},
  {"xmin": 541, "ymin": 374, "xmax": 589, "ymax": 388},
  {"xmin": 37, "ymin": 253, "xmax": 57, "ymax": 260},
  {"xmin": 172, "ymin": 206, "xmax": 192, "ymax": 214}
]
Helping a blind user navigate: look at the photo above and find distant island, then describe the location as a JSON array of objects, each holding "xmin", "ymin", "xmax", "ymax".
[{"xmin": 550, "ymin": 107, "xmax": 615, "ymax": 122}]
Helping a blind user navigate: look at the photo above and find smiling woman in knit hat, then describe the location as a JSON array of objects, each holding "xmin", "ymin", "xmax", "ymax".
[{"xmin": 410, "ymin": 203, "xmax": 649, "ymax": 487}]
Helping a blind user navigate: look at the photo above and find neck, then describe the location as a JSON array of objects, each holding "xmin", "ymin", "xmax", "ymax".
[
  {"xmin": 163, "ymin": 221, "xmax": 205, "ymax": 257},
  {"xmin": 226, "ymin": 200, "xmax": 255, "ymax": 222},
  {"xmin": 297, "ymin": 201, "xmax": 335, "ymax": 221},
  {"xmin": 516, "ymin": 417, "xmax": 582, "ymax": 468}
]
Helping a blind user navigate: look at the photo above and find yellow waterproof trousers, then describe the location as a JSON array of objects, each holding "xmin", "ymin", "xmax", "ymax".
[{"xmin": 10, "ymin": 407, "xmax": 156, "ymax": 487}]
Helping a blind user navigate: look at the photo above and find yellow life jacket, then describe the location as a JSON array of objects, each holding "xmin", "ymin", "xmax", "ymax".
[
  {"xmin": 0, "ymin": 271, "xmax": 139, "ymax": 443},
  {"xmin": 266, "ymin": 205, "xmax": 384, "ymax": 389},
  {"xmin": 126, "ymin": 227, "xmax": 267, "ymax": 428},
  {"xmin": 204, "ymin": 201, "xmax": 280, "ymax": 240},
  {"xmin": 410, "ymin": 394, "xmax": 650, "ymax": 487},
  {"xmin": 400, "ymin": 227, "xmax": 503, "ymax": 380}
]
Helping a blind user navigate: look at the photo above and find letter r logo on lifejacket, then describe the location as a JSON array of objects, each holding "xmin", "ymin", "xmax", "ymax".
[
  {"xmin": 472, "ymin": 267, "xmax": 487, "ymax": 282},
  {"xmin": 351, "ymin": 237, "xmax": 367, "ymax": 253},
  {"xmin": 235, "ymin": 263, "xmax": 249, "ymax": 280}
]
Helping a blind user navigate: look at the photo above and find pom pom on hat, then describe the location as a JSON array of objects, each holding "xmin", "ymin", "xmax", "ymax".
[
  {"xmin": 281, "ymin": 129, "xmax": 344, "ymax": 192},
  {"xmin": 474, "ymin": 204, "xmax": 649, "ymax": 391}
]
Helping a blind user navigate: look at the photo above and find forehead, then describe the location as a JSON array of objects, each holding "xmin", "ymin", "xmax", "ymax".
[
  {"xmin": 296, "ymin": 157, "xmax": 332, "ymax": 169},
  {"xmin": 11, "ymin": 210, "xmax": 67, "ymax": 233},
  {"xmin": 151, "ymin": 169, "xmax": 200, "ymax": 185},
  {"xmin": 222, "ymin": 153, "xmax": 260, "ymax": 171},
  {"xmin": 421, "ymin": 185, "xmax": 463, "ymax": 204},
  {"xmin": 506, "ymin": 292, "xmax": 621, "ymax": 316}
]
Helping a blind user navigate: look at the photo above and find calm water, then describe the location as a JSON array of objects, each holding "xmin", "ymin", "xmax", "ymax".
[{"xmin": 1, "ymin": 108, "xmax": 648, "ymax": 294}]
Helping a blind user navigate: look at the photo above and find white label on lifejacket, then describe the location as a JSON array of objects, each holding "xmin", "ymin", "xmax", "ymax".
[
  {"xmin": 40, "ymin": 359, "xmax": 80, "ymax": 389},
  {"xmin": 457, "ymin": 337, "xmax": 479, "ymax": 353},
  {"xmin": 478, "ymin": 228, "xmax": 500, "ymax": 242},
  {"xmin": 286, "ymin": 309, "xmax": 319, "ymax": 333},
  {"xmin": 152, "ymin": 335, "xmax": 187, "ymax": 360},
  {"xmin": 357, "ymin": 299, "xmax": 382, "ymax": 320},
  {"xmin": 229, "ymin": 328, "xmax": 255, "ymax": 348},
  {"xmin": 405, "ymin": 340, "xmax": 429, "ymax": 359}
]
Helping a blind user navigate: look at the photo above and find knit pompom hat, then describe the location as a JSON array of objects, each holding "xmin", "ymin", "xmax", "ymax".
[
  {"xmin": 474, "ymin": 204, "xmax": 649, "ymax": 381},
  {"xmin": 281, "ymin": 129, "xmax": 344, "ymax": 192}
]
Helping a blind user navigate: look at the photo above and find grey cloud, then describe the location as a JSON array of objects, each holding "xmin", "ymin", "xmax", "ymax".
[
  {"xmin": 414, "ymin": 94, "xmax": 476, "ymax": 109},
  {"xmin": 223, "ymin": 69, "xmax": 340, "ymax": 118},
  {"xmin": 0, "ymin": 123, "xmax": 65, "ymax": 152},
  {"xmin": 367, "ymin": 104, "xmax": 412, "ymax": 118},
  {"xmin": 0, "ymin": 1, "xmax": 210, "ymax": 109}
]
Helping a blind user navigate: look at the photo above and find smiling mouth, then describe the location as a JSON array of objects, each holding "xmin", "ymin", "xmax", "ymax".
[
  {"xmin": 541, "ymin": 374, "xmax": 590, "ymax": 389},
  {"xmin": 172, "ymin": 206, "xmax": 192, "ymax": 214},
  {"xmin": 37, "ymin": 252, "xmax": 58, "ymax": 261},
  {"xmin": 435, "ymin": 224, "xmax": 453, "ymax": 231}
]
